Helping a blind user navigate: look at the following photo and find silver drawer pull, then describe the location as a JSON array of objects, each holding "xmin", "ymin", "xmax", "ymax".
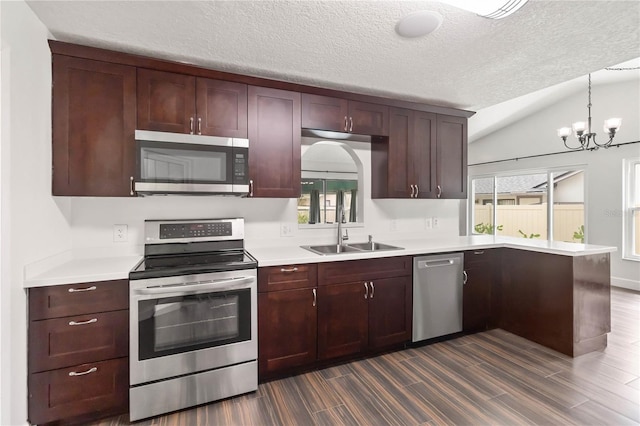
[
  {"xmin": 68, "ymin": 318, "xmax": 97, "ymax": 326},
  {"xmin": 68, "ymin": 286, "xmax": 97, "ymax": 293},
  {"xmin": 280, "ymin": 267, "xmax": 299, "ymax": 273},
  {"xmin": 474, "ymin": 250, "xmax": 485, "ymax": 255},
  {"xmin": 68, "ymin": 367, "xmax": 97, "ymax": 377}
]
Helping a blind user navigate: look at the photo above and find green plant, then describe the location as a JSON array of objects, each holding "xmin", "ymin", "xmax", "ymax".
[
  {"xmin": 573, "ymin": 225, "xmax": 585, "ymax": 243},
  {"xmin": 474, "ymin": 222, "xmax": 503, "ymax": 234},
  {"xmin": 297, "ymin": 212, "xmax": 309, "ymax": 224},
  {"xmin": 518, "ymin": 229, "xmax": 541, "ymax": 239}
]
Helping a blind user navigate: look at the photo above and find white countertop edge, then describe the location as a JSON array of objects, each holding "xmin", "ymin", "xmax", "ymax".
[
  {"xmin": 24, "ymin": 255, "xmax": 143, "ymax": 288},
  {"xmin": 249, "ymin": 237, "xmax": 617, "ymax": 268}
]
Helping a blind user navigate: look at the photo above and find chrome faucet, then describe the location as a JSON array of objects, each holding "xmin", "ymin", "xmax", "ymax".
[{"xmin": 337, "ymin": 206, "xmax": 349, "ymax": 246}]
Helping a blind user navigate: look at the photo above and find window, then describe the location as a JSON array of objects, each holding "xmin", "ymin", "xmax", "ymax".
[
  {"xmin": 470, "ymin": 168, "xmax": 585, "ymax": 242},
  {"xmin": 623, "ymin": 158, "xmax": 640, "ymax": 260}
]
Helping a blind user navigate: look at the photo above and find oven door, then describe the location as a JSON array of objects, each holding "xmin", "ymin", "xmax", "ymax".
[
  {"xmin": 130, "ymin": 269, "xmax": 257, "ymax": 385},
  {"xmin": 133, "ymin": 130, "xmax": 249, "ymax": 195}
]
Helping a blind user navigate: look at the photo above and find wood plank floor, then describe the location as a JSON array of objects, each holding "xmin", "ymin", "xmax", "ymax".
[{"xmin": 95, "ymin": 287, "xmax": 640, "ymax": 425}]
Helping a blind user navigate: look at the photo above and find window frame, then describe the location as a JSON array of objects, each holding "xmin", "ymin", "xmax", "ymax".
[
  {"xmin": 622, "ymin": 157, "xmax": 640, "ymax": 261},
  {"xmin": 469, "ymin": 166, "xmax": 587, "ymax": 242}
]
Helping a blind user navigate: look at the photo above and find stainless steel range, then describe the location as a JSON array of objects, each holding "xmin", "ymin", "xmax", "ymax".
[{"xmin": 129, "ymin": 218, "xmax": 257, "ymax": 421}]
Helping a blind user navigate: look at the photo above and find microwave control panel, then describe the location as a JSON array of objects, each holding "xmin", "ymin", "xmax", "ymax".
[{"xmin": 233, "ymin": 152, "xmax": 247, "ymax": 183}]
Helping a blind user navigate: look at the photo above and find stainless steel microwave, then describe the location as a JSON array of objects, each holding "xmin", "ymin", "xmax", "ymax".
[{"xmin": 133, "ymin": 130, "xmax": 249, "ymax": 196}]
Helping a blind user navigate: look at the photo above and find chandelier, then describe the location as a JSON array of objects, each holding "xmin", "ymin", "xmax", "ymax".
[{"xmin": 557, "ymin": 73, "xmax": 622, "ymax": 150}]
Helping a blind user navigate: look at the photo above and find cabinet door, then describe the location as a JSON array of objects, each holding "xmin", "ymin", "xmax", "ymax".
[
  {"xmin": 436, "ymin": 114, "xmax": 467, "ymax": 199},
  {"xmin": 196, "ymin": 78, "xmax": 248, "ymax": 138},
  {"xmin": 137, "ymin": 69, "xmax": 196, "ymax": 134},
  {"xmin": 258, "ymin": 288, "xmax": 317, "ymax": 376},
  {"xmin": 28, "ymin": 357, "xmax": 128, "ymax": 425},
  {"xmin": 317, "ymin": 282, "xmax": 368, "ymax": 360},
  {"xmin": 387, "ymin": 107, "xmax": 412, "ymax": 198},
  {"xmin": 412, "ymin": 111, "xmax": 437, "ymax": 198},
  {"xmin": 349, "ymin": 101, "xmax": 389, "ymax": 136},
  {"xmin": 301, "ymin": 94, "xmax": 349, "ymax": 132},
  {"xmin": 248, "ymin": 86, "xmax": 301, "ymax": 198},
  {"xmin": 52, "ymin": 56, "xmax": 136, "ymax": 196},
  {"xmin": 462, "ymin": 250, "xmax": 495, "ymax": 332},
  {"xmin": 368, "ymin": 276, "xmax": 412, "ymax": 349}
]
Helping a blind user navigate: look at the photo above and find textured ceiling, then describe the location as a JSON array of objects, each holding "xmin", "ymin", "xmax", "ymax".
[{"xmin": 26, "ymin": 0, "xmax": 640, "ymax": 112}]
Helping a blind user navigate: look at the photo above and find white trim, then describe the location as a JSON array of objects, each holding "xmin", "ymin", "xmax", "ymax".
[
  {"xmin": 612, "ymin": 276, "xmax": 640, "ymax": 292},
  {"xmin": 622, "ymin": 157, "xmax": 640, "ymax": 261}
]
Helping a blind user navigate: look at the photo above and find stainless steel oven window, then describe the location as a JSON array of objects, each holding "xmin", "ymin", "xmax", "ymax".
[{"xmin": 138, "ymin": 288, "xmax": 251, "ymax": 360}]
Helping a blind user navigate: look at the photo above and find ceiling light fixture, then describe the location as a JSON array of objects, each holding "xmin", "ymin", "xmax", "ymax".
[
  {"xmin": 557, "ymin": 73, "xmax": 621, "ymax": 150},
  {"xmin": 439, "ymin": 0, "xmax": 529, "ymax": 19},
  {"xmin": 395, "ymin": 10, "xmax": 443, "ymax": 38}
]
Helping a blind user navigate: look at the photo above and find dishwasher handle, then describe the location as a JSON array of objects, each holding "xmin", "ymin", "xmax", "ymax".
[{"xmin": 416, "ymin": 258, "xmax": 460, "ymax": 269}]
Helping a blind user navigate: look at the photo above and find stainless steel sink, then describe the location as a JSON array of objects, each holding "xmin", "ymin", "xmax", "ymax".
[
  {"xmin": 301, "ymin": 244, "xmax": 363, "ymax": 255},
  {"xmin": 345, "ymin": 242, "xmax": 403, "ymax": 252},
  {"xmin": 301, "ymin": 242, "xmax": 403, "ymax": 255}
]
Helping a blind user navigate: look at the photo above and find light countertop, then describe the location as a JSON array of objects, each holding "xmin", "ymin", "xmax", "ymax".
[
  {"xmin": 23, "ymin": 236, "xmax": 616, "ymax": 287},
  {"xmin": 24, "ymin": 255, "xmax": 143, "ymax": 288},
  {"xmin": 247, "ymin": 235, "xmax": 617, "ymax": 267}
]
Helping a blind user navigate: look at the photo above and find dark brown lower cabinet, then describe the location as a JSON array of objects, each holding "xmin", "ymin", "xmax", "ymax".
[
  {"xmin": 317, "ymin": 282, "xmax": 369, "ymax": 360},
  {"xmin": 258, "ymin": 288, "xmax": 317, "ymax": 376},
  {"xmin": 368, "ymin": 276, "xmax": 412, "ymax": 349},
  {"xmin": 462, "ymin": 249, "xmax": 499, "ymax": 332},
  {"xmin": 29, "ymin": 358, "xmax": 128, "ymax": 425},
  {"xmin": 27, "ymin": 280, "xmax": 129, "ymax": 425},
  {"xmin": 500, "ymin": 249, "xmax": 611, "ymax": 357}
]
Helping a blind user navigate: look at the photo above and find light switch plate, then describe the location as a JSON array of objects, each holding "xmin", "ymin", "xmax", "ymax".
[{"xmin": 280, "ymin": 223, "xmax": 294, "ymax": 237}]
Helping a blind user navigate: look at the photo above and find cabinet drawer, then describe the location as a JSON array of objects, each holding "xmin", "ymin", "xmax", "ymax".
[
  {"xmin": 319, "ymin": 256, "xmax": 411, "ymax": 285},
  {"xmin": 463, "ymin": 249, "xmax": 498, "ymax": 267},
  {"xmin": 28, "ymin": 357, "xmax": 128, "ymax": 425},
  {"xmin": 29, "ymin": 310, "xmax": 128, "ymax": 373},
  {"xmin": 29, "ymin": 279, "xmax": 128, "ymax": 320},
  {"xmin": 258, "ymin": 264, "xmax": 317, "ymax": 292}
]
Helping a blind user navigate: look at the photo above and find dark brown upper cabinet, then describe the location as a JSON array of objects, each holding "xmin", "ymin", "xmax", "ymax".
[
  {"xmin": 301, "ymin": 94, "xmax": 389, "ymax": 136},
  {"xmin": 248, "ymin": 86, "xmax": 301, "ymax": 198},
  {"xmin": 387, "ymin": 108, "xmax": 437, "ymax": 198},
  {"xmin": 137, "ymin": 69, "xmax": 248, "ymax": 138},
  {"xmin": 436, "ymin": 114, "xmax": 468, "ymax": 199},
  {"xmin": 52, "ymin": 55, "xmax": 136, "ymax": 197},
  {"xmin": 373, "ymin": 111, "xmax": 467, "ymax": 199}
]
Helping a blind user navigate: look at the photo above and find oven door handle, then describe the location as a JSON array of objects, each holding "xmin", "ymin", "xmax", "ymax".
[{"xmin": 134, "ymin": 276, "xmax": 255, "ymax": 295}]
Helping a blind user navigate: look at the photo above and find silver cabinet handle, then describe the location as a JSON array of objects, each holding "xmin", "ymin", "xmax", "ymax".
[
  {"xmin": 463, "ymin": 271, "xmax": 468, "ymax": 285},
  {"xmin": 364, "ymin": 282, "xmax": 368, "ymax": 299},
  {"xmin": 198, "ymin": 117, "xmax": 202, "ymax": 135},
  {"xmin": 249, "ymin": 179, "xmax": 254, "ymax": 197},
  {"xmin": 349, "ymin": 117, "xmax": 353, "ymax": 132},
  {"xmin": 474, "ymin": 250, "xmax": 485, "ymax": 255},
  {"xmin": 189, "ymin": 117, "xmax": 194, "ymax": 134},
  {"xmin": 415, "ymin": 185, "xmax": 419, "ymax": 198},
  {"xmin": 410, "ymin": 184, "xmax": 415, "ymax": 198},
  {"xmin": 312, "ymin": 288, "xmax": 317, "ymax": 307},
  {"xmin": 370, "ymin": 281, "xmax": 374, "ymax": 299},
  {"xmin": 68, "ymin": 318, "xmax": 97, "ymax": 326},
  {"xmin": 69, "ymin": 367, "xmax": 97, "ymax": 377},
  {"xmin": 68, "ymin": 286, "xmax": 97, "ymax": 293},
  {"xmin": 437, "ymin": 185, "xmax": 442, "ymax": 198},
  {"xmin": 130, "ymin": 176, "xmax": 135, "ymax": 196},
  {"xmin": 344, "ymin": 116, "xmax": 348, "ymax": 132},
  {"xmin": 280, "ymin": 267, "xmax": 299, "ymax": 273}
]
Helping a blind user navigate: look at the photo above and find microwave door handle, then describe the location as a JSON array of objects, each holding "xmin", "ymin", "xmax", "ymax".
[{"xmin": 135, "ymin": 276, "xmax": 255, "ymax": 295}]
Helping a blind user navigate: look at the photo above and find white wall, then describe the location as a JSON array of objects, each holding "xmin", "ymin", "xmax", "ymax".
[
  {"xmin": 469, "ymin": 78, "xmax": 640, "ymax": 291},
  {"xmin": 0, "ymin": 2, "xmax": 73, "ymax": 424}
]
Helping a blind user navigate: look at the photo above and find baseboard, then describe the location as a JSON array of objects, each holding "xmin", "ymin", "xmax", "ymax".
[{"xmin": 612, "ymin": 276, "xmax": 640, "ymax": 292}]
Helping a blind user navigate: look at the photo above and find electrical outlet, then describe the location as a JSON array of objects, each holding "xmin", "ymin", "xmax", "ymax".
[
  {"xmin": 425, "ymin": 217, "xmax": 433, "ymax": 229},
  {"xmin": 113, "ymin": 224, "xmax": 128, "ymax": 242},
  {"xmin": 432, "ymin": 217, "xmax": 439, "ymax": 228},
  {"xmin": 390, "ymin": 219, "xmax": 398, "ymax": 232},
  {"xmin": 280, "ymin": 223, "xmax": 294, "ymax": 237}
]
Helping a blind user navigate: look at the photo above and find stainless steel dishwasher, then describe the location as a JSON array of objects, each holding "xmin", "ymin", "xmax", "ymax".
[{"xmin": 412, "ymin": 253, "xmax": 464, "ymax": 342}]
